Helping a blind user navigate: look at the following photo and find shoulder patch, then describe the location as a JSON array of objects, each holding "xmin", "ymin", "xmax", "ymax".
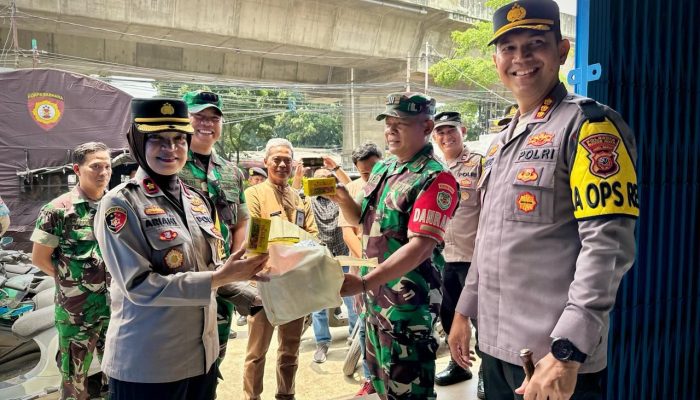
[
  {"xmin": 105, "ymin": 206, "xmax": 128, "ymax": 233},
  {"xmin": 570, "ymin": 118, "xmax": 638, "ymax": 219},
  {"xmin": 408, "ymin": 172, "xmax": 458, "ymax": 242},
  {"xmin": 143, "ymin": 178, "xmax": 159, "ymax": 195}
]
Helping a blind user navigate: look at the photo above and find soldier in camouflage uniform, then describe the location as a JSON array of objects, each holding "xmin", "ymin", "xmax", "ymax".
[
  {"xmin": 180, "ymin": 90, "xmax": 256, "ymax": 364},
  {"xmin": 333, "ymin": 93, "xmax": 459, "ymax": 400},
  {"xmin": 31, "ymin": 142, "xmax": 112, "ymax": 400}
]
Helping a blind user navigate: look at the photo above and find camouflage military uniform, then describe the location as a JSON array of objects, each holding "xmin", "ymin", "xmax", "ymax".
[
  {"xmin": 30, "ymin": 186, "xmax": 110, "ymax": 400},
  {"xmin": 359, "ymin": 144, "xmax": 458, "ymax": 399},
  {"xmin": 179, "ymin": 148, "xmax": 249, "ymax": 361}
]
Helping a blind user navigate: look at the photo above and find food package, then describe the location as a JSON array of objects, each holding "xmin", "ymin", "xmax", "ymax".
[{"xmin": 302, "ymin": 177, "xmax": 336, "ymax": 197}]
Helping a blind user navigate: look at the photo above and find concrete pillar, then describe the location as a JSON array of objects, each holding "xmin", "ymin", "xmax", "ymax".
[{"xmin": 341, "ymin": 94, "xmax": 386, "ymax": 168}]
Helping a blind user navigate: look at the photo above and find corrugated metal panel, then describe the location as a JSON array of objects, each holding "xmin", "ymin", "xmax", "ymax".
[{"xmin": 585, "ymin": 1, "xmax": 700, "ymax": 398}]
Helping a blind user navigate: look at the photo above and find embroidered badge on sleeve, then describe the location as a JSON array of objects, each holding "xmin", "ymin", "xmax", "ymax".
[
  {"xmin": 105, "ymin": 206, "xmax": 128, "ymax": 233},
  {"xmin": 570, "ymin": 119, "xmax": 639, "ymax": 219},
  {"xmin": 408, "ymin": 172, "xmax": 459, "ymax": 242}
]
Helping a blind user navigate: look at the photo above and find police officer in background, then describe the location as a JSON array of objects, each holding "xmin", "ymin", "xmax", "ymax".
[
  {"xmin": 31, "ymin": 142, "xmax": 112, "ymax": 400},
  {"xmin": 333, "ymin": 93, "xmax": 460, "ymax": 399},
  {"xmin": 431, "ymin": 112, "xmax": 482, "ymax": 389},
  {"xmin": 449, "ymin": 1, "xmax": 639, "ymax": 399},
  {"xmin": 248, "ymin": 167, "xmax": 267, "ymax": 186},
  {"xmin": 95, "ymin": 98, "xmax": 267, "ymax": 400}
]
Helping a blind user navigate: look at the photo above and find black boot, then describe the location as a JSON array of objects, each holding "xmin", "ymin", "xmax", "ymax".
[
  {"xmin": 435, "ymin": 359, "xmax": 473, "ymax": 386},
  {"xmin": 477, "ymin": 363, "xmax": 485, "ymax": 399}
]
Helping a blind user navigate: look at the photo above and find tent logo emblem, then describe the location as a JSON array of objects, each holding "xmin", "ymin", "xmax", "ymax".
[{"xmin": 27, "ymin": 92, "xmax": 64, "ymax": 131}]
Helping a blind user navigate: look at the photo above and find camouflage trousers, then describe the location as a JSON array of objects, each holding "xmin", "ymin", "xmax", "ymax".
[
  {"xmin": 365, "ymin": 321, "xmax": 438, "ymax": 400},
  {"xmin": 55, "ymin": 307, "xmax": 109, "ymax": 400},
  {"xmin": 216, "ymin": 296, "xmax": 235, "ymax": 364}
]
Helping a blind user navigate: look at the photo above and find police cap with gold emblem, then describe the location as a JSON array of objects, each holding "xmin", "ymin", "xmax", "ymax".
[
  {"xmin": 131, "ymin": 98, "xmax": 193, "ymax": 134},
  {"xmin": 249, "ymin": 167, "xmax": 267, "ymax": 178},
  {"xmin": 376, "ymin": 92, "xmax": 436, "ymax": 121},
  {"xmin": 433, "ymin": 112, "xmax": 462, "ymax": 129},
  {"xmin": 489, "ymin": 0, "xmax": 561, "ymax": 46}
]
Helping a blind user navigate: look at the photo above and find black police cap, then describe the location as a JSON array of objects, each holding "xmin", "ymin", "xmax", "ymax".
[
  {"xmin": 131, "ymin": 98, "xmax": 193, "ymax": 134},
  {"xmin": 489, "ymin": 0, "xmax": 561, "ymax": 46},
  {"xmin": 433, "ymin": 112, "xmax": 463, "ymax": 129}
]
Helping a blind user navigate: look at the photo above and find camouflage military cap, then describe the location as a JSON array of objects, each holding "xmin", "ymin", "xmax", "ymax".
[
  {"xmin": 375, "ymin": 92, "xmax": 436, "ymax": 121},
  {"xmin": 183, "ymin": 90, "xmax": 223, "ymax": 116}
]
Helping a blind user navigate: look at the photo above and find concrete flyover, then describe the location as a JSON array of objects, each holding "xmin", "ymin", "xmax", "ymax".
[{"xmin": 0, "ymin": 0, "xmax": 575, "ymax": 159}]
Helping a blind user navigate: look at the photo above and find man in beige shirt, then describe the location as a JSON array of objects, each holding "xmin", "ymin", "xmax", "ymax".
[{"xmin": 242, "ymin": 138, "xmax": 318, "ymax": 400}]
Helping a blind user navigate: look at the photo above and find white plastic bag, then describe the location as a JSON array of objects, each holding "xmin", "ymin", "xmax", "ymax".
[{"xmin": 258, "ymin": 242, "xmax": 344, "ymax": 326}]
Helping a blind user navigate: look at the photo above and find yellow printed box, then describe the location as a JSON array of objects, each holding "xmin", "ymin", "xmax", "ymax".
[
  {"xmin": 247, "ymin": 217, "xmax": 271, "ymax": 253},
  {"xmin": 303, "ymin": 177, "xmax": 336, "ymax": 197}
]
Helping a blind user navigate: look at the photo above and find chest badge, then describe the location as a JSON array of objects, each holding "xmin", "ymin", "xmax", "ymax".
[
  {"xmin": 164, "ymin": 248, "xmax": 184, "ymax": 269},
  {"xmin": 105, "ymin": 207, "xmax": 127, "ymax": 233},
  {"xmin": 460, "ymin": 178, "xmax": 473, "ymax": 188},
  {"xmin": 190, "ymin": 197, "xmax": 204, "ymax": 207},
  {"xmin": 516, "ymin": 168, "xmax": 539, "ymax": 183},
  {"xmin": 461, "ymin": 191, "xmax": 471, "ymax": 201},
  {"xmin": 159, "ymin": 230, "xmax": 178, "ymax": 241},
  {"xmin": 191, "ymin": 204, "xmax": 208, "ymax": 214},
  {"xmin": 527, "ymin": 132, "xmax": 554, "ymax": 147},
  {"xmin": 144, "ymin": 205, "xmax": 166, "ymax": 215},
  {"xmin": 516, "ymin": 192, "xmax": 538, "ymax": 213}
]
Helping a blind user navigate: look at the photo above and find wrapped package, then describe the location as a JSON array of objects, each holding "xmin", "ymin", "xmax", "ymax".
[
  {"xmin": 257, "ymin": 216, "xmax": 377, "ymax": 325},
  {"xmin": 259, "ymin": 241, "xmax": 344, "ymax": 325}
]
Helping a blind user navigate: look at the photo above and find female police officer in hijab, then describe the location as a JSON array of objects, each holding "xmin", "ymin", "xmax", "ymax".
[{"xmin": 95, "ymin": 98, "xmax": 268, "ymax": 400}]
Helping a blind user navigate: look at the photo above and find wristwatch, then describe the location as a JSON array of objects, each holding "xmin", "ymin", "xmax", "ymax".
[
  {"xmin": 551, "ymin": 338, "xmax": 587, "ymax": 363},
  {"xmin": 332, "ymin": 165, "xmax": 341, "ymax": 172}
]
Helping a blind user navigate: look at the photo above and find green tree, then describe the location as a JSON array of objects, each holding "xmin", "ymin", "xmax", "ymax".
[
  {"xmin": 273, "ymin": 106, "xmax": 343, "ymax": 149},
  {"xmin": 428, "ymin": 0, "xmax": 512, "ymax": 136}
]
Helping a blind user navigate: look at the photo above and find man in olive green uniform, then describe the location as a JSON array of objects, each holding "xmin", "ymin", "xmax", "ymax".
[
  {"xmin": 180, "ymin": 90, "xmax": 254, "ymax": 362},
  {"xmin": 334, "ymin": 93, "xmax": 459, "ymax": 400},
  {"xmin": 31, "ymin": 142, "xmax": 112, "ymax": 400}
]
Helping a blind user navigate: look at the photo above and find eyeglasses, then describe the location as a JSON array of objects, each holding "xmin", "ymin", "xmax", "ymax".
[
  {"xmin": 146, "ymin": 134, "xmax": 188, "ymax": 148},
  {"xmin": 190, "ymin": 113, "xmax": 222, "ymax": 124}
]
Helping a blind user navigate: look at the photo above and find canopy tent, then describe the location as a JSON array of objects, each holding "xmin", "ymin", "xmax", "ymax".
[{"xmin": 0, "ymin": 68, "xmax": 132, "ymax": 249}]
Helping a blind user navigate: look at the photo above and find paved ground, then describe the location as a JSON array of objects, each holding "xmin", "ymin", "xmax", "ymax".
[
  {"xmin": 37, "ymin": 324, "xmax": 480, "ymax": 400},
  {"xmin": 217, "ymin": 323, "xmax": 481, "ymax": 400}
]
